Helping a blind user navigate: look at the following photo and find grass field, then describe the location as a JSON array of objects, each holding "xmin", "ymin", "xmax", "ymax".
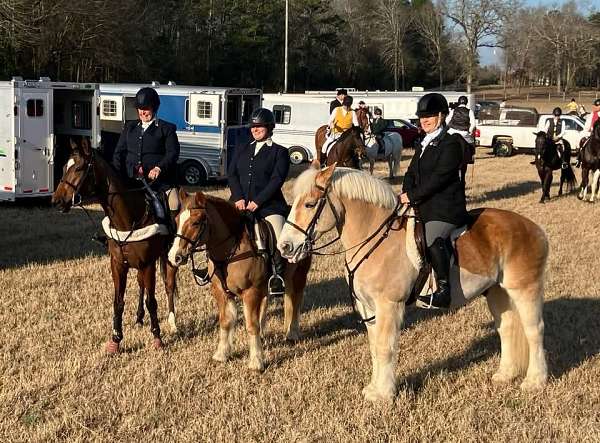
[{"xmin": 1, "ymin": 149, "xmax": 600, "ymax": 442}]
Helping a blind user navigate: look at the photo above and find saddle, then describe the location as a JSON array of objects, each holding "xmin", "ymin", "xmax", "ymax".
[{"xmin": 253, "ymin": 219, "xmax": 285, "ymax": 271}]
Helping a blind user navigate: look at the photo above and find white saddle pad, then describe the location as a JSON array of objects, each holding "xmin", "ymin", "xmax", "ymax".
[{"xmin": 102, "ymin": 217, "xmax": 169, "ymax": 242}]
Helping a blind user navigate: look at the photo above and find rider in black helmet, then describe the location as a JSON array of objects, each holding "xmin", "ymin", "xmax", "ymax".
[
  {"xmin": 228, "ymin": 108, "xmax": 290, "ymax": 296},
  {"xmin": 534, "ymin": 107, "xmax": 568, "ymax": 167},
  {"xmin": 112, "ymin": 87, "xmax": 180, "ymax": 227},
  {"xmin": 400, "ymin": 93, "xmax": 468, "ymax": 310}
]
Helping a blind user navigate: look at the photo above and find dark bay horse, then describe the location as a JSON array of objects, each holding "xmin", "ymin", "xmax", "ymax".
[
  {"xmin": 578, "ymin": 122, "xmax": 600, "ymax": 202},
  {"xmin": 319, "ymin": 126, "xmax": 366, "ymax": 168},
  {"xmin": 51, "ymin": 138, "xmax": 178, "ymax": 353},
  {"xmin": 168, "ymin": 191, "xmax": 311, "ymax": 370},
  {"xmin": 533, "ymin": 131, "xmax": 577, "ymax": 203}
]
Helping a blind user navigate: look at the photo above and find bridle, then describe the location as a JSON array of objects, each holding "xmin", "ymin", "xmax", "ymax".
[{"xmin": 60, "ymin": 153, "xmax": 96, "ymax": 207}]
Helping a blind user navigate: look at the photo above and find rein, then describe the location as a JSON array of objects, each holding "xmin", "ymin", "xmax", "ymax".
[{"xmin": 285, "ymin": 183, "xmax": 409, "ymax": 323}]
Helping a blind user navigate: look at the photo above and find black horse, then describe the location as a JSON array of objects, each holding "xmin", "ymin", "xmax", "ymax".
[
  {"xmin": 577, "ymin": 122, "xmax": 600, "ymax": 202},
  {"xmin": 533, "ymin": 131, "xmax": 577, "ymax": 203}
]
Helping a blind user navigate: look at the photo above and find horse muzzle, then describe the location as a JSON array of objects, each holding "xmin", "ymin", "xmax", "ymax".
[{"xmin": 279, "ymin": 239, "xmax": 310, "ymax": 263}]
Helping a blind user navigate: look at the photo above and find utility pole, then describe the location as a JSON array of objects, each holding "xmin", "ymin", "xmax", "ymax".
[{"xmin": 284, "ymin": 0, "xmax": 289, "ymax": 93}]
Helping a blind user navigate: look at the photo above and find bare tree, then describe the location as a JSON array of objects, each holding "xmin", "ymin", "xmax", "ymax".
[
  {"xmin": 441, "ymin": 0, "xmax": 510, "ymax": 93},
  {"xmin": 373, "ymin": 0, "xmax": 412, "ymax": 90},
  {"xmin": 413, "ymin": 1, "xmax": 445, "ymax": 88}
]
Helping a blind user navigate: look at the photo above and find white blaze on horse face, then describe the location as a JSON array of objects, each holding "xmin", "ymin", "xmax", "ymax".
[
  {"xmin": 168, "ymin": 208, "xmax": 190, "ymax": 265},
  {"xmin": 66, "ymin": 158, "xmax": 75, "ymax": 171}
]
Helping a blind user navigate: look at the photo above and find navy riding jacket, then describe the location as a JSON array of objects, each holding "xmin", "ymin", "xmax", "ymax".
[
  {"xmin": 112, "ymin": 119, "xmax": 180, "ymax": 190},
  {"xmin": 228, "ymin": 140, "xmax": 290, "ymax": 218},
  {"xmin": 403, "ymin": 130, "xmax": 468, "ymax": 225}
]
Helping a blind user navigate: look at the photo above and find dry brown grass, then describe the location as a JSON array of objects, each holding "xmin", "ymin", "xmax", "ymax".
[{"xmin": 2, "ymin": 150, "xmax": 600, "ymax": 442}]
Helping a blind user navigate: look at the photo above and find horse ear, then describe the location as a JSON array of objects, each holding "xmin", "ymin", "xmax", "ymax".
[
  {"xmin": 310, "ymin": 159, "xmax": 321, "ymax": 169},
  {"xmin": 194, "ymin": 191, "xmax": 207, "ymax": 207},
  {"xmin": 316, "ymin": 162, "xmax": 337, "ymax": 189},
  {"xmin": 69, "ymin": 138, "xmax": 78, "ymax": 151},
  {"xmin": 178, "ymin": 187, "xmax": 189, "ymax": 204},
  {"xmin": 80, "ymin": 137, "xmax": 91, "ymax": 157}
]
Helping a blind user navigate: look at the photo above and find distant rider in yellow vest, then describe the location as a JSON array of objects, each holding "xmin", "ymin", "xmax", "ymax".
[{"xmin": 322, "ymin": 95, "xmax": 359, "ymax": 156}]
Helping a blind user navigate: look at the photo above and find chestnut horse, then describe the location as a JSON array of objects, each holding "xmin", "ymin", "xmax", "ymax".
[
  {"xmin": 278, "ymin": 163, "xmax": 548, "ymax": 402},
  {"xmin": 578, "ymin": 122, "xmax": 600, "ymax": 202},
  {"xmin": 533, "ymin": 131, "xmax": 577, "ymax": 203},
  {"xmin": 52, "ymin": 138, "xmax": 178, "ymax": 353},
  {"xmin": 314, "ymin": 107, "xmax": 370, "ymax": 168},
  {"xmin": 168, "ymin": 190, "xmax": 312, "ymax": 371}
]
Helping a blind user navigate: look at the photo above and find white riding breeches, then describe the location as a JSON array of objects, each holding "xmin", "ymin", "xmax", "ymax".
[
  {"xmin": 322, "ymin": 133, "xmax": 341, "ymax": 154},
  {"xmin": 254, "ymin": 214, "xmax": 285, "ymax": 251}
]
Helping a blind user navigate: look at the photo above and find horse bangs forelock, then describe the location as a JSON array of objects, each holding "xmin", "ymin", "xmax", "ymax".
[
  {"xmin": 329, "ymin": 168, "xmax": 397, "ymax": 209},
  {"xmin": 293, "ymin": 167, "xmax": 320, "ymax": 198}
]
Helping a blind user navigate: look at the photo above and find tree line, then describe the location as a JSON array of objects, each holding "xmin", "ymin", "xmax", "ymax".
[{"xmin": 0, "ymin": 0, "xmax": 598, "ymax": 93}]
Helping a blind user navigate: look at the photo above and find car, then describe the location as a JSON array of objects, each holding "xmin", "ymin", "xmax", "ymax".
[{"xmin": 384, "ymin": 118, "xmax": 422, "ymax": 148}]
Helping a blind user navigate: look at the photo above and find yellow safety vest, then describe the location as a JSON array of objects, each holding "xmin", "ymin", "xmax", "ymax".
[{"xmin": 333, "ymin": 107, "xmax": 354, "ymax": 134}]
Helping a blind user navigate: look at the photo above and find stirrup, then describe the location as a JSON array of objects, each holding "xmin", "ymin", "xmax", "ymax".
[
  {"xmin": 415, "ymin": 292, "xmax": 450, "ymax": 310},
  {"xmin": 192, "ymin": 267, "xmax": 210, "ymax": 285},
  {"xmin": 561, "ymin": 162, "xmax": 569, "ymax": 170},
  {"xmin": 268, "ymin": 274, "xmax": 285, "ymax": 296}
]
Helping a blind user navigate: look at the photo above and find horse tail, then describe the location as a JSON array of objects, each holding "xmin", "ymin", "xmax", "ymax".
[{"xmin": 562, "ymin": 164, "xmax": 577, "ymax": 192}]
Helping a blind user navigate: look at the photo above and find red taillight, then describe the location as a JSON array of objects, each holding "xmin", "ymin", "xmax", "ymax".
[{"xmin": 474, "ymin": 128, "xmax": 480, "ymax": 138}]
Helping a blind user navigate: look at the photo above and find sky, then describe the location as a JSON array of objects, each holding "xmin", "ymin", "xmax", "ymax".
[{"xmin": 479, "ymin": 0, "xmax": 599, "ymax": 65}]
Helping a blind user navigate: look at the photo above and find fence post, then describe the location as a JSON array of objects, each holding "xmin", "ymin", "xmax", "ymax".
[{"xmin": 548, "ymin": 92, "xmax": 551, "ymax": 102}]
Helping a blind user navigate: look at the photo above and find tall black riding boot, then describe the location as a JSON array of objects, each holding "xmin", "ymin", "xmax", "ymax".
[
  {"xmin": 417, "ymin": 237, "xmax": 452, "ymax": 309},
  {"xmin": 268, "ymin": 249, "xmax": 286, "ymax": 297}
]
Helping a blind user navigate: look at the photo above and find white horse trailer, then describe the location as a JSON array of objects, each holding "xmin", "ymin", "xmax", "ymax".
[
  {"xmin": 263, "ymin": 90, "xmax": 475, "ymax": 164},
  {"xmin": 0, "ymin": 77, "xmax": 100, "ymax": 201},
  {"xmin": 98, "ymin": 83, "xmax": 262, "ymax": 185}
]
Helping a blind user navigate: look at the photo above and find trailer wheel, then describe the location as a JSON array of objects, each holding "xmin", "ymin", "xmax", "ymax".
[
  {"xmin": 289, "ymin": 147, "xmax": 308, "ymax": 165},
  {"xmin": 494, "ymin": 140, "xmax": 513, "ymax": 157},
  {"xmin": 180, "ymin": 161, "xmax": 207, "ymax": 186}
]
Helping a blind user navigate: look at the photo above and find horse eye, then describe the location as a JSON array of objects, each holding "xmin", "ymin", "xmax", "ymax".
[{"xmin": 304, "ymin": 201, "xmax": 317, "ymax": 209}]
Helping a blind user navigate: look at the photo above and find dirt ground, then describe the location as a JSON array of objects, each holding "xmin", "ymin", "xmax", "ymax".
[{"xmin": 1, "ymin": 149, "xmax": 599, "ymax": 442}]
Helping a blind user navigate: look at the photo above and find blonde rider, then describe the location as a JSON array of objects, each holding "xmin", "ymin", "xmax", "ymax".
[{"xmin": 322, "ymin": 96, "xmax": 359, "ymax": 156}]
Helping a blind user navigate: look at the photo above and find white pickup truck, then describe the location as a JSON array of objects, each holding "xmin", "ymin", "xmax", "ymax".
[{"xmin": 477, "ymin": 107, "xmax": 586, "ymax": 156}]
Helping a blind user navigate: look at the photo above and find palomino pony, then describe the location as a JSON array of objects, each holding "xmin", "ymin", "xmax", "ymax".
[
  {"xmin": 578, "ymin": 122, "xmax": 600, "ymax": 202},
  {"xmin": 533, "ymin": 131, "xmax": 577, "ymax": 203},
  {"xmin": 363, "ymin": 131, "xmax": 403, "ymax": 179},
  {"xmin": 278, "ymin": 163, "xmax": 548, "ymax": 402},
  {"xmin": 52, "ymin": 138, "xmax": 179, "ymax": 353},
  {"xmin": 167, "ymin": 191, "xmax": 312, "ymax": 371}
]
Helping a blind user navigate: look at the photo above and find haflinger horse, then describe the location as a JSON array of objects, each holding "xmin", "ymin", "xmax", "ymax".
[
  {"xmin": 167, "ymin": 190, "xmax": 311, "ymax": 371},
  {"xmin": 51, "ymin": 138, "xmax": 178, "ymax": 353},
  {"xmin": 578, "ymin": 122, "xmax": 600, "ymax": 202},
  {"xmin": 278, "ymin": 162, "xmax": 548, "ymax": 402},
  {"xmin": 363, "ymin": 131, "xmax": 403, "ymax": 179},
  {"xmin": 533, "ymin": 131, "xmax": 577, "ymax": 203}
]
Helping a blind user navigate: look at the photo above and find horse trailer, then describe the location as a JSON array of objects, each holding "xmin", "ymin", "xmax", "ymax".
[
  {"xmin": 262, "ymin": 90, "xmax": 475, "ymax": 164},
  {"xmin": 0, "ymin": 77, "xmax": 100, "ymax": 201},
  {"xmin": 99, "ymin": 83, "xmax": 261, "ymax": 186}
]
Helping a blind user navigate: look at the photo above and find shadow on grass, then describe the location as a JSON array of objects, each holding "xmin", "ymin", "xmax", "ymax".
[
  {"xmin": 468, "ymin": 180, "xmax": 539, "ymax": 204},
  {"xmin": 400, "ymin": 296, "xmax": 600, "ymax": 394},
  {"xmin": 0, "ymin": 202, "xmax": 106, "ymax": 269}
]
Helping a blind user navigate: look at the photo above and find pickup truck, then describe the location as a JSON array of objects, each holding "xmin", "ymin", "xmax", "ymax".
[{"xmin": 476, "ymin": 107, "xmax": 586, "ymax": 156}]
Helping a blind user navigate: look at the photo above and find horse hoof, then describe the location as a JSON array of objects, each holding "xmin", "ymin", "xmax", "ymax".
[
  {"xmin": 520, "ymin": 376, "xmax": 546, "ymax": 392},
  {"xmin": 105, "ymin": 340, "xmax": 120, "ymax": 354},
  {"xmin": 152, "ymin": 338, "xmax": 163, "ymax": 350},
  {"xmin": 491, "ymin": 371, "xmax": 517, "ymax": 385}
]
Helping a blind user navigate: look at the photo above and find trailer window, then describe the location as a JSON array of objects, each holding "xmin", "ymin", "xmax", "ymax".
[
  {"xmin": 72, "ymin": 101, "xmax": 92, "ymax": 129},
  {"xmin": 102, "ymin": 100, "xmax": 118, "ymax": 117},
  {"xmin": 26, "ymin": 99, "xmax": 44, "ymax": 117},
  {"xmin": 197, "ymin": 101, "xmax": 212, "ymax": 119},
  {"xmin": 273, "ymin": 105, "xmax": 291, "ymax": 124}
]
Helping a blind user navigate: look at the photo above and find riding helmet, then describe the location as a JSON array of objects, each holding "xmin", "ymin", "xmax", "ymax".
[
  {"xmin": 374, "ymin": 107, "xmax": 382, "ymax": 116},
  {"xmin": 249, "ymin": 108, "xmax": 276, "ymax": 130},
  {"xmin": 135, "ymin": 87, "xmax": 160, "ymax": 111},
  {"xmin": 594, "ymin": 99, "xmax": 600, "ymax": 107},
  {"xmin": 416, "ymin": 93, "xmax": 449, "ymax": 118},
  {"xmin": 458, "ymin": 95, "xmax": 468, "ymax": 105},
  {"xmin": 336, "ymin": 88, "xmax": 348, "ymax": 96},
  {"xmin": 342, "ymin": 96, "xmax": 354, "ymax": 107},
  {"xmin": 552, "ymin": 107, "xmax": 562, "ymax": 116}
]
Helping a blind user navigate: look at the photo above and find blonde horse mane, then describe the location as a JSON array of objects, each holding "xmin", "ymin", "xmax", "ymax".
[{"xmin": 293, "ymin": 167, "xmax": 397, "ymax": 209}]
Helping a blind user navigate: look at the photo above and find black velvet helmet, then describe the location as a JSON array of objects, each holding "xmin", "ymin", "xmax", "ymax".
[
  {"xmin": 458, "ymin": 95, "xmax": 468, "ymax": 105},
  {"xmin": 594, "ymin": 99, "xmax": 600, "ymax": 107},
  {"xmin": 552, "ymin": 107, "xmax": 562, "ymax": 116},
  {"xmin": 135, "ymin": 87, "xmax": 160, "ymax": 111},
  {"xmin": 250, "ymin": 108, "xmax": 275, "ymax": 129},
  {"xmin": 416, "ymin": 93, "xmax": 449, "ymax": 118},
  {"xmin": 342, "ymin": 95, "xmax": 353, "ymax": 107}
]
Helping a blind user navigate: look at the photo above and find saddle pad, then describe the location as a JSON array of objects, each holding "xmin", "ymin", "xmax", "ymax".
[{"xmin": 102, "ymin": 217, "xmax": 169, "ymax": 242}]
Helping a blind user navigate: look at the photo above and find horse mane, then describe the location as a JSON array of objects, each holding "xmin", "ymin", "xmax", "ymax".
[
  {"xmin": 338, "ymin": 125, "xmax": 362, "ymax": 142},
  {"xmin": 293, "ymin": 167, "xmax": 397, "ymax": 210},
  {"xmin": 205, "ymin": 195, "xmax": 246, "ymax": 238}
]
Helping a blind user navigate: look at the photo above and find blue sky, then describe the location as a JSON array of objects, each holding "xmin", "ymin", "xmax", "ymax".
[{"xmin": 479, "ymin": 0, "xmax": 599, "ymax": 65}]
